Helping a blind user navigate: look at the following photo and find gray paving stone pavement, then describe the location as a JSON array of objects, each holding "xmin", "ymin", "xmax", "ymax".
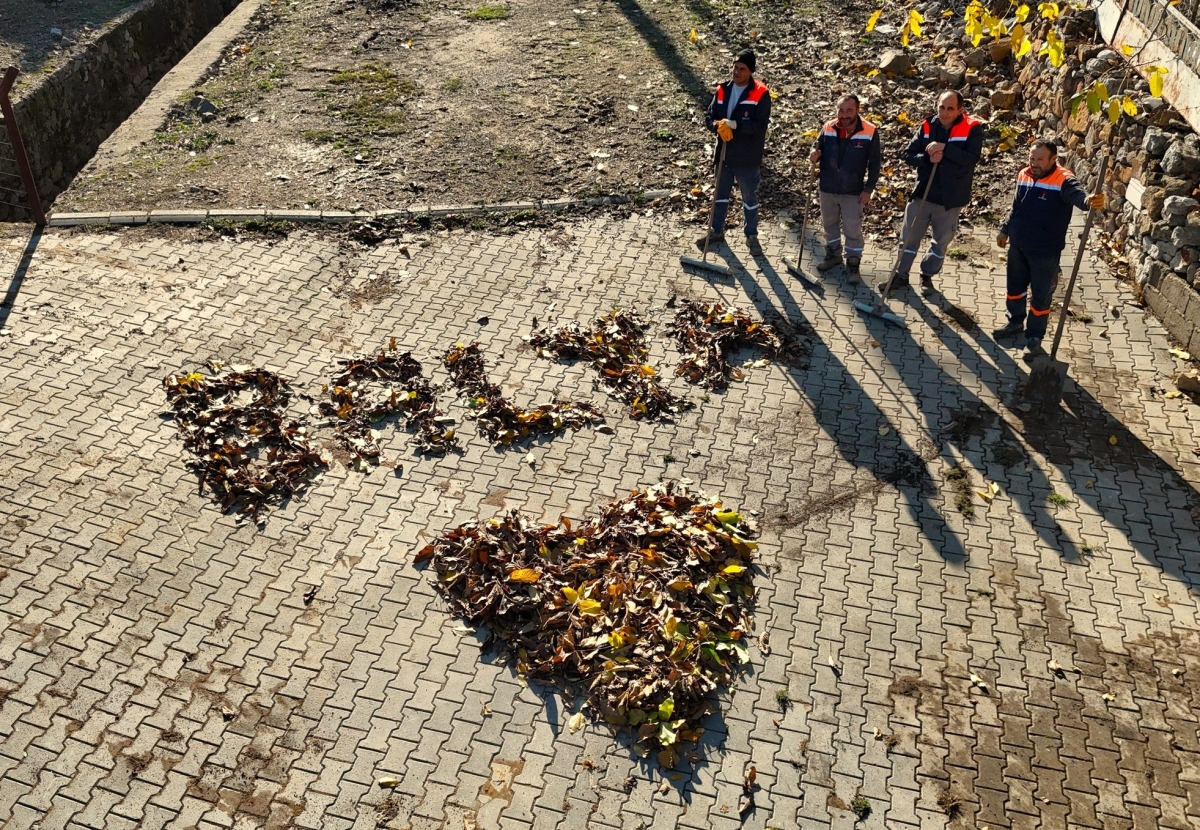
[{"xmin": 1, "ymin": 210, "xmax": 1200, "ymax": 829}]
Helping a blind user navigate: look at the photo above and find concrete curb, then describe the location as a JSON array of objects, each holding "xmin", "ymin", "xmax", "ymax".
[{"xmin": 43, "ymin": 190, "xmax": 676, "ymax": 228}]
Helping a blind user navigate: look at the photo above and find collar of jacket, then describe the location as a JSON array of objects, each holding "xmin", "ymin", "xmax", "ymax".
[
  {"xmin": 1018, "ymin": 163, "xmax": 1071, "ymax": 188},
  {"xmin": 715, "ymin": 78, "xmax": 769, "ymax": 105},
  {"xmin": 823, "ymin": 116, "xmax": 875, "ymax": 139},
  {"xmin": 921, "ymin": 112, "xmax": 979, "ymax": 139}
]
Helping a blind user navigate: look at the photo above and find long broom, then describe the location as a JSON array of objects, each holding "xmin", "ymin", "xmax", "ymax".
[
  {"xmin": 853, "ymin": 161, "xmax": 940, "ymax": 329},
  {"xmin": 680, "ymin": 141, "xmax": 733, "ymax": 277},
  {"xmin": 782, "ymin": 166, "xmax": 819, "ymax": 287}
]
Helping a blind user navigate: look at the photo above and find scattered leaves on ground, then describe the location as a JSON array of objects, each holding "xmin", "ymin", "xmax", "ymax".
[
  {"xmin": 528, "ymin": 310, "xmax": 692, "ymax": 420},
  {"xmin": 444, "ymin": 342, "xmax": 605, "ymax": 445},
  {"xmin": 415, "ymin": 481, "xmax": 758, "ymax": 766},
  {"xmin": 163, "ymin": 363, "xmax": 327, "ymax": 518},
  {"xmin": 668, "ymin": 298, "xmax": 781, "ymax": 391},
  {"xmin": 320, "ymin": 340, "xmax": 459, "ymax": 462}
]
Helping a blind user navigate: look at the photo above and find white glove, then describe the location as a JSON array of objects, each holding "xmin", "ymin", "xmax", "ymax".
[{"xmin": 722, "ymin": 118, "xmax": 737, "ymax": 130}]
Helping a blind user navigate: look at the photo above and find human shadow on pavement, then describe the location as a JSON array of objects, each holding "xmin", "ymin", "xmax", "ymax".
[
  {"xmin": 707, "ymin": 243, "xmax": 972, "ymax": 562},
  {"xmin": 0, "ymin": 227, "xmax": 40, "ymax": 334},
  {"xmin": 912, "ymin": 289, "xmax": 1200, "ymax": 583}
]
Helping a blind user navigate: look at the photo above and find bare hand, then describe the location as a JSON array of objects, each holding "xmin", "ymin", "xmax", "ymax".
[
  {"xmin": 996, "ymin": 234, "xmax": 1008, "ymax": 249},
  {"xmin": 858, "ymin": 191, "xmax": 871, "ymax": 208},
  {"xmin": 810, "ymin": 149, "xmax": 820, "ymax": 164},
  {"xmin": 926, "ymin": 141, "xmax": 945, "ymax": 163}
]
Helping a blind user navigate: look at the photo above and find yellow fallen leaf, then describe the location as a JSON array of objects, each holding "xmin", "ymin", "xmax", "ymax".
[
  {"xmin": 1109, "ymin": 435, "xmax": 1118, "ymax": 446},
  {"xmin": 377, "ymin": 777, "xmax": 399, "ymax": 788},
  {"xmin": 577, "ymin": 599, "xmax": 604, "ymax": 616},
  {"xmin": 722, "ymin": 564, "xmax": 746, "ymax": 575},
  {"xmin": 865, "ymin": 9, "xmax": 882, "ymax": 32},
  {"xmin": 562, "ymin": 586, "xmax": 580, "ymax": 603},
  {"xmin": 1165, "ymin": 390, "xmax": 1182, "ymax": 399},
  {"xmin": 569, "ymin": 711, "xmax": 586, "ymax": 733},
  {"xmin": 689, "ymin": 28, "xmax": 698, "ymax": 43},
  {"xmin": 508, "ymin": 568, "xmax": 541, "ymax": 584}
]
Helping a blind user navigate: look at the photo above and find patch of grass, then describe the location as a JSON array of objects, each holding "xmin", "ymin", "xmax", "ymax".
[
  {"xmin": 1047, "ymin": 492, "xmax": 1071, "ymax": 506},
  {"xmin": 849, "ymin": 795, "xmax": 871, "ymax": 821},
  {"xmin": 653, "ymin": 127, "xmax": 675, "ymax": 141},
  {"xmin": 947, "ymin": 247, "xmax": 970, "ymax": 260},
  {"xmin": 990, "ymin": 443, "xmax": 1023, "ymax": 467},
  {"xmin": 302, "ymin": 129, "xmax": 339, "ymax": 144},
  {"xmin": 936, "ymin": 789, "xmax": 962, "ymax": 819},
  {"xmin": 185, "ymin": 156, "xmax": 213, "ymax": 171},
  {"xmin": 944, "ymin": 463, "xmax": 975, "ymax": 517},
  {"xmin": 328, "ymin": 64, "xmax": 417, "ymax": 134},
  {"xmin": 466, "ymin": 4, "xmax": 510, "ymax": 20},
  {"xmin": 775, "ymin": 689, "xmax": 790, "ymax": 711},
  {"xmin": 444, "ymin": 76, "xmax": 464, "ymax": 92}
]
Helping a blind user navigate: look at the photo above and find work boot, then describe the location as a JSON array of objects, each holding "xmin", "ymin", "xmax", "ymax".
[
  {"xmin": 920, "ymin": 274, "xmax": 936, "ymax": 294},
  {"xmin": 845, "ymin": 257, "xmax": 861, "ymax": 284},
  {"xmin": 1022, "ymin": 339, "xmax": 1046, "ymax": 363},
  {"xmin": 816, "ymin": 250, "xmax": 843, "ymax": 272},
  {"xmin": 746, "ymin": 235, "xmax": 763, "ymax": 256},
  {"xmin": 695, "ymin": 231, "xmax": 725, "ymax": 251},
  {"xmin": 992, "ymin": 320, "xmax": 1024, "ymax": 339},
  {"xmin": 879, "ymin": 273, "xmax": 910, "ymax": 293}
]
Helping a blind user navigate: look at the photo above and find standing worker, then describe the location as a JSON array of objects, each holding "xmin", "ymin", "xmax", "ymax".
[
  {"xmin": 697, "ymin": 49, "xmax": 772, "ymax": 257},
  {"xmin": 993, "ymin": 139, "xmax": 1105, "ymax": 359},
  {"xmin": 887, "ymin": 90, "xmax": 984, "ymax": 294},
  {"xmin": 810, "ymin": 94, "xmax": 881, "ymax": 283}
]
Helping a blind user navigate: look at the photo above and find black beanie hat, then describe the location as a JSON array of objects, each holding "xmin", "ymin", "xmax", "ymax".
[{"xmin": 735, "ymin": 49, "xmax": 756, "ymax": 72}]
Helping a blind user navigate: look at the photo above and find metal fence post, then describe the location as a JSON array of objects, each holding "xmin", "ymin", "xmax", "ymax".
[{"xmin": 0, "ymin": 67, "xmax": 46, "ymax": 227}]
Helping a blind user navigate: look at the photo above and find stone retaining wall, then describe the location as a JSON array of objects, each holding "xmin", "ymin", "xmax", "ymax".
[
  {"xmin": 0, "ymin": 0, "xmax": 241, "ymax": 222},
  {"xmin": 1014, "ymin": 8, "xmax": 1200, "ymax": 356}
]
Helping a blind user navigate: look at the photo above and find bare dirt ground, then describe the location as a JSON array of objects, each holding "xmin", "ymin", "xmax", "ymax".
[
  {"xmin": 0, "ymin": 0, "xmax": 142, "ymax": 100},
  {"xmin": 56, "ymin": 0, "xmax": 1035, "ymax": 244}
]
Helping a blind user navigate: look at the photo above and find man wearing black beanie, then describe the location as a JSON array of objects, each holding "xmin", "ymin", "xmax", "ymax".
[{"xmin": 698, "ymin": 48, "xmax": 772, "ymax": 257}]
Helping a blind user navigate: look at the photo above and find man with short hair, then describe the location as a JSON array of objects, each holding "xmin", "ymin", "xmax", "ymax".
[
  {"xmin": 809, "ymin": 94, "xmax": 881, "ymax": 283},
  {"xmin": 994, "ymin": 139, "xmax": 1105, "ymax": 359},
  {"xmin": 885, "ymin": 90, "xmax": 984, "ymax": 294},
  {"xmin": 697, "ymin": 49, "xmax": 772, "ymax": 257}
]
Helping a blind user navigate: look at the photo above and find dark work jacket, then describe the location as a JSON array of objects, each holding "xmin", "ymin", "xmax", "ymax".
[
  {"xmin": 903, "ymin": 112, "xmax": 985, "ymax": 209},
  {"xmin": 814, "ymin": 117, "xmax": 881, "ymax": 196},
  {"xmin": 705, "ymin": 78, "xmax": 772, "ymax": 168},
  {"xmin": 999, "ymin": 164, "xmax": 1090, "ymax": 254}
]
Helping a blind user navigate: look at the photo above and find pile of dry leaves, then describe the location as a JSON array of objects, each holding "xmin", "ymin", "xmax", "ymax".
[
  {"xmin": 321, "ymin": 340, "xmax": 459, "ymax": 461},
  {"xmin": 444, "ymin": 342, "xmax": 605, "ymax": 446},
  {"xmin": 163, "ymin": 363, "xmax": 326, "ymax": 518},
  {"xmin": 528, "ymin": 310, "xmax": 692, "ymax": 420},
  {"xmin": 669, "ymin": 299, "xmax": 782, "ymax": 391},
  {"xmin": 416, "ymin": 481, "xmax": 758, "ymax": 766}
]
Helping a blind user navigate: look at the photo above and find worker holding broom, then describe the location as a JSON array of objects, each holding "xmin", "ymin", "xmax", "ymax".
[
  {"xmin": 994, "ymin": 138, "xmax": 1105, "ymax": 360},
  {"xmin": 886, "ymin": 90, "xmax": 984, "ymax": 294},
  {"xmin": 809, "ymin": 93, "xmax": 881, "ymax": 284},
  {"xmin": 697, "ymin": 49, "xmax": 772, "ymax": 257}
]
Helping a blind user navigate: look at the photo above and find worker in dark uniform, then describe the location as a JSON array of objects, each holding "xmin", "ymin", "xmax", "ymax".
[
  {"xmin": 994, "ymin": 138, "xmax": 1105, "ymax": 359},
  {"xmin": 697, "ymin": 49, "xmax": 772, "ymax": 257}
]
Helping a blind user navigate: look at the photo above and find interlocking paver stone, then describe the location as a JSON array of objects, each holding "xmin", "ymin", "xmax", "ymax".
[{"xmin": 1, "ymin": 209, "xmax": 1199, "ymax": 828}]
